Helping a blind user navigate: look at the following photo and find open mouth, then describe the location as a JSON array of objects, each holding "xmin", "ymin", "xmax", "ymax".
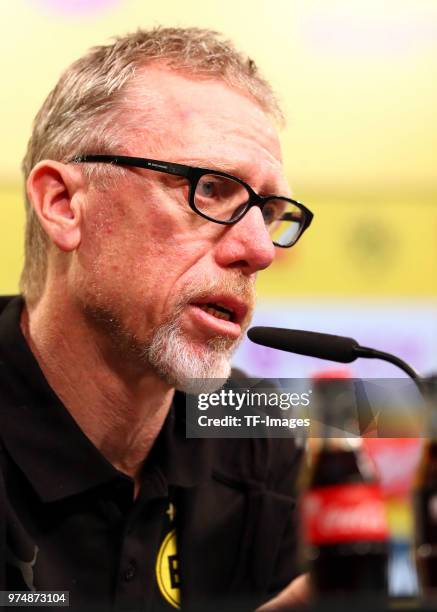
[
  {"xmin": 197, "ymin": 302, "xmax": 234, "ymax": 322},
  {"xmin": 189, "ymin": 295, "xmax": 248, "ymax": 332}
]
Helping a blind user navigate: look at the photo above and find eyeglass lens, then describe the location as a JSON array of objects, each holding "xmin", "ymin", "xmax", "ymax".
[{"xmin": 195, "ymin": 174, "xmax": 305, "ymax": 246}]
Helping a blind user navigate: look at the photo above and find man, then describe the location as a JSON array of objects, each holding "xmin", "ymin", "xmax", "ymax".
[{"xmin": 0, "ymin": 28, "xmax": 313, "ymax": 610}]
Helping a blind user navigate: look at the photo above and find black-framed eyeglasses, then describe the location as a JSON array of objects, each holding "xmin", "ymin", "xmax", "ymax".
[{"xmin": 69, "ymin": 154, "xmax": 313, "ymax": 248}]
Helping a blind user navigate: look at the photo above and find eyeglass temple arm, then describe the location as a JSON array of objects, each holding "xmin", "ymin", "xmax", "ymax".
[{"xmin": 69, "ymin": 155, "xmax": 191, "ymax": 179}]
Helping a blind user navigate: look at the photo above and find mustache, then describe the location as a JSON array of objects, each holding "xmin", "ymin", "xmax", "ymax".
[{"xmin": 180, "ymin": 277, "xmax": 254, "ymax": 303}]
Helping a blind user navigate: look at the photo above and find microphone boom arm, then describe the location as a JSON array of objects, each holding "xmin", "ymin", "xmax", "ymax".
[
  {"xmin": 248, "ymin": 326, "xmax": 426, "ymax": 396},
  {"xmin": 354, "ymin": 345, "xmax": 423, "ymax": 387}
]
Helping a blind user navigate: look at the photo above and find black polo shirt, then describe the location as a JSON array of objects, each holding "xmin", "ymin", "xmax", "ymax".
[{"xmin": 0, "ymin": 296, "xmax": 301, "ymax": 612}]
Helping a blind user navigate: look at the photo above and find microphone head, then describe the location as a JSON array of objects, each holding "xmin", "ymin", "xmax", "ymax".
[{"xmin": 247, "ymin": 327, "xmax": 360, "ymax": 363}]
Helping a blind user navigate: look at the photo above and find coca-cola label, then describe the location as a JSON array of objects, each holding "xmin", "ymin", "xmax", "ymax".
[{"xmin": 302, "ymin": 483, "xmax": 389, "ymax": 544}]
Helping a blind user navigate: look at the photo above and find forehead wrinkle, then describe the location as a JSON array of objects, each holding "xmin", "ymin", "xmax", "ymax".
[{"xmin": 124, "ymin": 65, "xmax": 280, "ymax": 151}]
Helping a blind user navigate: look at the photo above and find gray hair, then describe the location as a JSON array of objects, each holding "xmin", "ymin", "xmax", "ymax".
[{"xmin": 21, "ymin": 26, "xmax": 283, "ymax": 304}]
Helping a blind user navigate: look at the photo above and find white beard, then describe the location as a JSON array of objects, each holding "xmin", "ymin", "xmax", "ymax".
[{"xmin": 145, "ymin": 314, "xmax": 237, "ymax": 394}]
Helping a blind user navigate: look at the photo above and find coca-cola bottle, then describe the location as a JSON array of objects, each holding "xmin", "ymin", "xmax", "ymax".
[
  {"xmin": 300, "ymin": 372, "xmax": 389, "ymax": 604},
  {"xmin": 414, "ymin": 376, "xmax": 437, "ymax": 603}
]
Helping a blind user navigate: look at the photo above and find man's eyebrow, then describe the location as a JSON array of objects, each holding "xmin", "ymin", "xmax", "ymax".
[
  {"xmin": 178, "ymin": 158, "xmax": 274, "ymax": 187},
  {"xmin": 179, "ymin": 158, "xmax": 240, "ymax": 174}
]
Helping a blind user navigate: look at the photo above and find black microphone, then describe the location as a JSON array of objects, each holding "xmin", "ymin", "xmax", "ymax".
[
  {"xmin": 247, "ymin": 326, "xmax": 424, "ymax": 391},
  {"xmin": 248, "ymin": 327, "xmax": 359, "ymax": 363}
]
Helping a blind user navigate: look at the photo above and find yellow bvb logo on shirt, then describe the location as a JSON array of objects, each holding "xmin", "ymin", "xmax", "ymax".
[{"xmin": 156, "ymin": 528, "xmax": 181, "ymax": 609}]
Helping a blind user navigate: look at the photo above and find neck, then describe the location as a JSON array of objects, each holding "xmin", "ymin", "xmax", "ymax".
[{"xmin": 22, "ymin": 293, "xmax": 175, "ymax": 481}]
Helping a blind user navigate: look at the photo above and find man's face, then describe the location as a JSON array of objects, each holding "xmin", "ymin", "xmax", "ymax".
[{"xmin": 73, "ymin": 66, "xmax": 290, "ymax": 390}]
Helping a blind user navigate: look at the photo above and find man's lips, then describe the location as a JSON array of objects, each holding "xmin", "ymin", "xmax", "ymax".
[
  {"xmin": 190, "ymin": 295, "xmax": 248, "ymax": 326},
  {"xmin": 183, "ymin": 294, "xmax": 250, "ymax": 339}
]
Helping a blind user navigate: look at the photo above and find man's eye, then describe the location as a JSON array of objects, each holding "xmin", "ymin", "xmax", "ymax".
[{"xmin": 199, "ymin": 180, "xmax": 217, "ymax": 198}]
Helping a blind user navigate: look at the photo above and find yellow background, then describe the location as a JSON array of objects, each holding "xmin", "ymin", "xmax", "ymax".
[{"xmin": 0, "ymin": 0, "xmax": 436, "ymax": 298}]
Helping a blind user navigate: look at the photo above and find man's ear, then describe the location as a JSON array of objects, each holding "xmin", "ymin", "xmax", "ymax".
[{"xmin": 26, "ymin": 160, "xmax": 84, "ymax": 252}]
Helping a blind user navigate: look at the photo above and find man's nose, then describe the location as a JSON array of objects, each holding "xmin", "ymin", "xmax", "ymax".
[{"xmin": 213, "ymin": 206, "xmax": 276, "ymax": 275}]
